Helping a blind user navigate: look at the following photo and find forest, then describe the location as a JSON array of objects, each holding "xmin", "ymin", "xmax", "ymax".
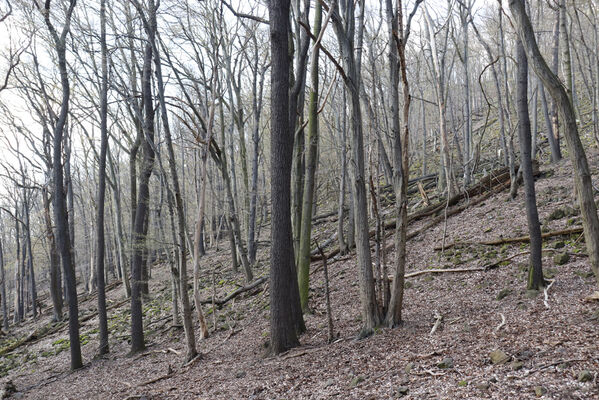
[{"xmin": 0, "ymin": 0, "xmax": 598, "ymax": 398}]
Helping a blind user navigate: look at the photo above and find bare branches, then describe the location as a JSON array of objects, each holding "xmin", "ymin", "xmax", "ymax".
[
  {"xmin": 220, "ymin": 0, "xmax": 268, "ymax": 25},
  {"xmin": 0, "ymin": 0, "xmax": 11, "ymax": 23}
]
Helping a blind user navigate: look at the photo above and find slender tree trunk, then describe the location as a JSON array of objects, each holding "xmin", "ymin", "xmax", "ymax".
[
  {"xmin": 130, "ymin": 26, "xmax": 155, "ymax": 354},
  {"xmin": 510, "ymin": 0, "xmax": 599, "ymax": 286},
  {"xmin": 95, "ymin": 0, "xmax": 110, "ymax": 355},
  {"xmin": 108, "ymin": 153, "xmax": 130, "ymax": 297},
  {"xmin": 385, "ymin": 0, "xmax": 420, "ymax": 327},
  {"xmin": 41, "ymin": 0, "xmax": 82, "ymax": 369},
  {"xmin": 0, "ymin": 227, "xmax": 8, "ymax": 330},
  {"xmin": 333, "ymin": 0, "xmax": 380, "ymax": 337},
  {"xmin": 515, "ymin": 34, "xmax": 544, "ymax": 290},
  {"xmin": 297, "ymin": 1, "xmax": 322, "ymax": 313},
  {"xmin": 23, "ymin": 195, "xmax": 37, "ymax": 318},
  {"xmin": 550, "ymin": 8, "xmax": 563, "ymax": 160}
]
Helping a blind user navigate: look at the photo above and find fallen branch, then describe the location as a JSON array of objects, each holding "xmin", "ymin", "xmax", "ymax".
[
  {"xmin": 494, "ymin": 313, "xmax": 506, "ymax": 333},
  {"xmin": 311, "ymin": 165, "xmax": 519, "ymax": 262},
  {"xmin": 436, "ymin": 227, "xmax": 584, "ymax": 251},
  {"xmin": 544, "ymin": 279, "xmax": 556, "ymax": 309},
  {"xmin": 139, "ymin": 372, "xmax": 173, "ymax": 387},
  {"xmin": 200, "ymin": 276, "xmax": 268, "ymax": 307},
  {"xmin": 403, "ymin": 266, "xmax": 488, "ymax": 279},
  {"xmin": 507, "ymin": 358, "xmax": 588, "ymax": 379},
  {"xmin": 430, "ymin": 310, "xmax": 443, "ymax": 336}
]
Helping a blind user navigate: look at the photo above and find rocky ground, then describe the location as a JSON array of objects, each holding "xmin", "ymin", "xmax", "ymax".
[{"xmin": 1, "ymin": 154, "xmax": 599, "ymax": 399}]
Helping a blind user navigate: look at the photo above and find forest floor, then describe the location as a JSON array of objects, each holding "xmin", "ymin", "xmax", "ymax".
[{"xmin": 1, "ymin": 154, "xmax": 599, "ymax": 399}]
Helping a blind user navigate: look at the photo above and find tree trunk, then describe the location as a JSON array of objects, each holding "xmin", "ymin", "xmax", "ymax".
[
  {"xmin": 0, "ymin": 227, "xmax": 8, "ymax": 330},
  {"xmin": 297, "ymin": 1, "xmax": 322, "ymax": 313},
  {"xmin": 515, "ymin": 34, "xmax": 544, "ymax": 290},
  {"xmin": 268, "ymin": 0, "xmax": 304, "ymax": 354},
  {"xmin": 41, "ymin": 0, "xmax": 82, "ymax": 370},
  {"xmin": 509, "ymin": 0, "xmax": 599, "ymax": 286},
  {"xmin": 95, "ymin": 0, "xmax": 109, "ymax": 355},
  {"xmin": 129, "ymin": 24, "xmax": 155, "ymax": 354},
  {"xmin": 333, "ymin": 0, "xmax": 380, "ymax": 337}
]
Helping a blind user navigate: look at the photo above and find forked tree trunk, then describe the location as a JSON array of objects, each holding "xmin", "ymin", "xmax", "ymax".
[{"xmin": 41, "ymin": 0, "xmax": 82, "ymax": 369}]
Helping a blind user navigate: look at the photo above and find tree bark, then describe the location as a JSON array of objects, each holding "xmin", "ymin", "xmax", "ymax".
[
  {"xmin": 268, "ymin": 0, "xmax": 303, "ymax": 354},
  {"xmin": 515, "ymin": 33, "xmax": 544, "ymax": 290},
  {"xmin": 95, "ymin": 0, "xmax": 109, "ymax": 355},
  {"xmin": 509, "ymin": 0, "xmax": 599, "ymax": 286},
  {"xmin": 41, "ymin": 0, "xmax": 83, "ymax": 370},
  {"xmin": 297, "ymin": 1, "xmax": 322, "ymax": 313}
]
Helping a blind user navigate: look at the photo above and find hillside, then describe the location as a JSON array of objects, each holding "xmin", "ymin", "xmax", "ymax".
[{"xmin": 1, "ymin": 155, "xmax": 599, "ymax": 400}]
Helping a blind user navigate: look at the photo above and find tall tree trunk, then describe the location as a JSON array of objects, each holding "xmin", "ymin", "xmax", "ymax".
[
  {"xmin": 41, "ymin": 0, "xmax": 82, "ymax": 369},
  {"xmin": 95, "ymin": 0, "xmax": 110, "ymax": 355},
  {"xmin": 460, "ymin": 1, "xmax": 472, "ymax": 187},
  {"xmin": 515, "ymin": 33, "xmax": 544, "ymax": 290},
  {"xmin": 550, "ymin": 8, "xmax": 563, "ymax": 160},
  {"xmin": 23, "ymin": 194, "xmax": 37, "ymax": 318},
  {"xmin": 510, "ymin": 0, "xmax": 599, "ymax": 286},
  {"xmin": 297, "ymin": 1, "xmax": 322, "ymax": 313},
  {"xmin": 385, "ymin": 0, "xmax": 421, "ymax": 327},
  {"xmin": 129, "ymin": 21, "xmax": 156, "ymax": 354},
  {"xmin": 268, "ymin": 0, "xmax": 304, "ymax": 354},
  {"xmin": 156, "ymin": 64, "xmax": 199, "ymax": 361},
  {"xmin": 0, "ymin": 225, "xmax": 8, "ymax": 330},
  {"xmin": 333, "ymin": 0, "xmax": 380, "ymax": 337},
  {"xmin": 108, "ymin": 153, "xmax": 130, "ymax": 297}
]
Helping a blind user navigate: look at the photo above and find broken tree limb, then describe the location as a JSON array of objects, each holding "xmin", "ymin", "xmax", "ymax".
[
  {"xmin": 494, "ymin": 313, "xmax": 506, "ymax": 333},
  {"xmin": 435, "ymin": 227, "xmax": 584, "ymax": 251},
  {"xmin": 544, "ymin": 279, "xmax": 555, "ymax": 308},
  {"xmin": 429, "ymin": 310, "xmax": 443, "ymax": 336},
  {"xmin": 200, "ymin": 276, "xmax": 268, "ymax": 307}
]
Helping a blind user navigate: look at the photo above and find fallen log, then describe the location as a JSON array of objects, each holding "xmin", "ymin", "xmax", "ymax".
[
  {"xmin": 200, "ymin": 276, "xmax": 268, "ymax": 307},
  {"xmin": 434, "ymin": 227, "xmax": 584, "ymax": 251},
  {"xmin": 310, "ymin": 164, "xmax": 533, "ymax": 262}
]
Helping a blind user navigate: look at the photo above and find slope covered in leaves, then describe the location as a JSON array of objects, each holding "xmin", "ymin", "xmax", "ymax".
[{"xmin": 1, "ymin": 154, "xmax": 599, "ymax": 399}]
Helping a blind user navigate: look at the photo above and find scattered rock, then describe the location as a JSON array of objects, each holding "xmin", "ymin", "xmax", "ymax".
[
  {"xmin": 396, "ymin": 386, "xmax": 409, "ymax": 397},
  {"xmin": 534, "ymin": 385, "xmax": 546, "ymax": 397},
  {"xmin": 351, "ymin": 376, "xmax": 365, "ymax": 387},
  {"xmin": 548, "ymin": 208, "xmax": 565, "ymax": 221},
  {"xmin": 553, "ymin": 252, "xmax": 570, "ymax": 265},
  {"xmin": 497, "ymin": 289, "xmax": 511, "ymax": 301},
  {"xmin": 490, "ymin": 350, "xmax": 511, "ymax": 365},
  {"xmin": 578, "ymin": 370, "xmax": 593, "ymax": 382},
  {"xmin": 553, "ymin": 241, "xmax": 565, "ymax": 249},
  {"xmin": 509, "ymin": 361, "xmax": 524, "ymax": 371},
  {"xmin": 475, "ymin": 381, "xmax": 490, "ymax": 390},
  {"xmin": 584, "ymin": 291, "xmax": 599, "ymax": 303},
  {"xmin": 405, "ymin": 362, "xmax": 414, "ymax": 374},
  {"xmin": 437, "ymin": 357, "xmax": 454, "ymax": 369},
  {"xmin": 324, "ymin": 379, "xmax": 335, "ymax": 388},
  {"xmin": 0, "ymin": 380, "xmax": 16, "ymax": 399},
  {"xmin": 235, "ymin": 370, "xmax": 247, "ymax": 379}
]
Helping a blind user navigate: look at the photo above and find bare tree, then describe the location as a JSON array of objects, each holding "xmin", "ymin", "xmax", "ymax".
[{"xmin": 36, "ymin": 0, "xmax": 83, "ymax": 370}]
